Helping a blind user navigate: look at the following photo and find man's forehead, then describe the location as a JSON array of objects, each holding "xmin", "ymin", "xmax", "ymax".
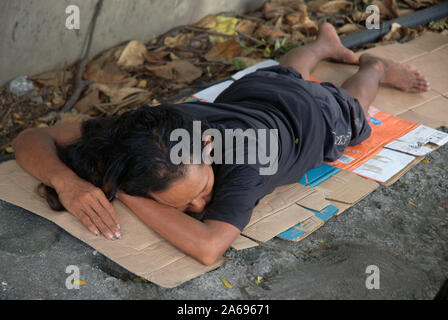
[{"xmin": 151, "ymin": 164, "xmax": 208, "ymax": 205}]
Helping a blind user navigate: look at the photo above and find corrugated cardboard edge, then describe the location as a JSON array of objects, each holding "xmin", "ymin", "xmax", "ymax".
[
  {"xmin": 285, "ymin": 215, "xmax": 325, "ymax": 242},
  {"xmin": 244, "ymin": 183, "xmax": 314, "ymax": 228},
  {"xmin": 235, "ymin": 183, "xmax": 329, "ymax": 244},
  {"xmin": 242, "ymin": 203, "xmax": 314, "ymax": 242},
  {"xmin": 231, "ymin": 235, "xmax": 259, "ymax": 250},
  {"xmin": 315, "ymin": 170, "xmax": 379, "ymax": 207}
]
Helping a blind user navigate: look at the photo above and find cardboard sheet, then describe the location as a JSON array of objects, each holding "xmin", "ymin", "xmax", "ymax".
[
  {"xmin": 277, "ymin": 204, "xmax": 340, "ymax": 241},
  {"xmin": 0, "ymin": 160, "xmax": 332, "ymax": 283},
  {"xmin": 397, "ymin": 96, "xmax": 448, "ymax": 129},
  {"xmin": 314, "ymin": 169, "xmax": 380, "ymax": 215},
  {"xmin": 239, "ymin": 183, "xmax": 326, "ymax": 243},
  {"xmin": 0, "ymin": 160, "xmax": 223, "ymax": 288}
]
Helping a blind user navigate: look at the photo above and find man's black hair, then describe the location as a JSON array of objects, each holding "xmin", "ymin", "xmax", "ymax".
[{"xmin": 39, "ymin": 104, "xmax": 210, "ymax": 211}]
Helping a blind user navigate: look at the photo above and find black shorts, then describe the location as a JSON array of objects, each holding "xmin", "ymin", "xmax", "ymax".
[{"xmin": 257, "ymin": 65, "xmax": 372, "ymax": 162}]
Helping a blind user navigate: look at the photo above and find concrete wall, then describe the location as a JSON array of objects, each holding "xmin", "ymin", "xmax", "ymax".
[{"xmin": 0, "ymin": 0, "xmax": 265, "ymax": 87}]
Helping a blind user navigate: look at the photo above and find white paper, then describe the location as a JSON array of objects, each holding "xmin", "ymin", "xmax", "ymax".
[
  {"xmin": 231, "ymin": 60, "xmax": 279, "ymax": 80},
  {"xmin": 192, "ymin": 80, "xmax": 234, "ymax": 102},
  {"xmin": 385, "ymin": 125, "xmax": 448, "ymax": 156},
  {"xmin": 385, "ymin": 140, "xmax": 433, "ymax": 156},
  {"xmin": 395, "ymin": 125, "xmax": 448, "ymax": 147},
  {"xmin": 336, "ymin": 154, "xmax": 355, "ymax": 165},
  {"xmin": 353, "ymin": 148, "xmax": 415, "ymax": 183}
]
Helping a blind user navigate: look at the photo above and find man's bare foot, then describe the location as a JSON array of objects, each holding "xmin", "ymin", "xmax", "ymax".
[
  {"xmin": 317, "ymin": 22, "xmax": 359, "ymax": 65},
  {"xmin": 359, "ymin": 53, "xmax": 430, "ymax": 93}
]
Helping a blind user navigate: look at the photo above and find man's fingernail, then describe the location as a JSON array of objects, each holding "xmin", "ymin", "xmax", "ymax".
[{"xmin": 115, "ymin": 232, "xmax": 121, "ymax": 239}]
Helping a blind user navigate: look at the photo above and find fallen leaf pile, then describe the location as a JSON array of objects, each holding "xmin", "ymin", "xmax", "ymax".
[{"xmin": 0, "ymin": 0, "xmax": 446, "ymax": 154}]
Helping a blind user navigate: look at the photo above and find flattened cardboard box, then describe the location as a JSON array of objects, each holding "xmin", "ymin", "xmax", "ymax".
[
  {"xmin": 0, "ymin": 160, "xmax": 332, "ymax": 286},
  {"xmin": 0, "ymin": 160, "xmax": 222, "ymax": 288},
  {"xmin": 240, "ymin": 184, "xmax": 327, "ymax": 243}
]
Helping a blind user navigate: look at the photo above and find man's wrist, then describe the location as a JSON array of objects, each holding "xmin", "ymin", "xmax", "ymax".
[{"xmin": 49, "ymin": 168, "xmax": 78, "ymax": 191}]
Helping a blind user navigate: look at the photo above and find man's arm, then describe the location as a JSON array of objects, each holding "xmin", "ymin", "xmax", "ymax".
[
  {"xmin": 12, "ymin": 123, "xmax": 121, "ymax": 239},
  {"xmin": 117, "ymin": 191, "xmax": 240, "ymax": 266},
  {"xmin": 13, "ymin": 123, "xmax": 82, "ymax": 189}
]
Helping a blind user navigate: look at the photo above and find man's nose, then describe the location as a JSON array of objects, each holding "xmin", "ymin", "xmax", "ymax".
[{"xmin": 188, "ymin": 197, "xmax": 207, "ymax": 213}]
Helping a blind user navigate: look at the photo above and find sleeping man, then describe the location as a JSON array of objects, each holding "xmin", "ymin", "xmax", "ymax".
[{"xmin": 13, "ymin": 23, "xmax": 429, "ymax": 265}]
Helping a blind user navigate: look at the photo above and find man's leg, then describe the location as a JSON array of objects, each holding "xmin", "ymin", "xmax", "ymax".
[
  {"xmin": 280, "ymin": 22, "xmax": 430, "ymax": 119},
  {"xmin": 341, "ymin": 54, "xmax": 430, "ymax": 118},
  {"xmin": 280, "ymin": 23, "xmax": 359, "ymax": 80}
]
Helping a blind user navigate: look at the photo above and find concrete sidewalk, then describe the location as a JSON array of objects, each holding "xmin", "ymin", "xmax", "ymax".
[{"xmin": 0, "ymin": 130, "xmax": 447, "ymax": 300}]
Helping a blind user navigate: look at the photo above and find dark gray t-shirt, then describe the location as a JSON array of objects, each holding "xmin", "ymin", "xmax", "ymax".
[{"xmin": 165, "ymin": 66, "xmax": 327, "ymax": 231}]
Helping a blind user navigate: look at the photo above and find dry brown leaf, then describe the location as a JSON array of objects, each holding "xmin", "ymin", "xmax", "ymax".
[
  {"xmin": 144, "ymin": 50, "xmax": 170, "ymax": 65},
  {"xmin": 285, "ymin": 11, "xmax": 312, "ymax": 26},
  {"xmin": 232, "ymin": 56, "xmax": 265, "ymax": 68},
  {"xmin": 74, "ymin": 89, "xmax": 101, "ymax": 113},
  {"xmin": 92, "ymin": 83, "xmax": 147, "ymax": 104},
  {"xmin": 193, "ymin": 15, "xmax": 217, "ymax": 29},
  {"xmin": 52, "ymin": 91, "xmax": 64, "ymax": 106},
  {"xmin": 291, "ymin": 16, "xmax": 318, "ymax": 35},
  {"xmin": 84, "ymin": 49, "xmax": 127, "ymax": 83},
  {"xmin": 137, "ymin": 80, "xmax": 147, "ymax": 88},
  {"xmin": 402, "ymin": 0, "xmax": 437, "ymax": 9},
  {"xmin": 382, "ymin": 23, "xmax": 419, "ymax": 42},
  {"xmin": 59, "ymin": 112, "xmax": 91, "ymax": 124},
  {"xmin": 169, "ymin": 52, "xmax": 180, "ymax": 61},
  {"xmin": 337, "ymin": 23, "xmax": 360, "ymax": 34},
  {"xmin": 383, "ymin": 0, "xmax": 400, "ymax": 18},
  {"xmin": 117, "ymin": 40, "xmax": 147, "ymax": 68},
  {"xmin": 146, "ymin": 60, "xmax": 202, "ymax": 83},
  {"xmin": 372, "ymin": 0, "xmax": 397, "ymax": 19},
  {"xmin": 30, "ymin": 70, "xmax": 73, "ymax": 87},
  {"xmin": 175, "ymin": 51, "xmax": 196, "ymax": 59},
  {"xmin": 236, "ymin": 20, "xmax": 257, "ymax": 36},
  {"xmin": 255, "ymin": 24, "xmax": 290, "ymax": 39},
  {"xmin": 307, "ymin": 0, "xmax": 328, "ymax": 12},
  {"xmin": 352, "ymin": 10, "xmax": 368, "ymax": 22},
  {"xmin": 273, "ymin": 16, "xmax": 284, "ymax": 29},
  {"xmin": 319, "ymin": 1, "xmax": 353, "ymax": 14},
  {"xmin": 204, "ymin": 38, "xmax": 243, "ymax": 62},
  {"xmin": 264, "ymin": 0, "xmax": 307, "ymax": 20},
  {"xmin": 382, "ymin": 22, "xmax": 403, "ymax": 41},
  {"xmin": 291, "ymin": 30, "xmax": 306, "ymax": 41},
  {"xmin": 164, "ymin": 33, "xmax": 193, "ymax": 48}
]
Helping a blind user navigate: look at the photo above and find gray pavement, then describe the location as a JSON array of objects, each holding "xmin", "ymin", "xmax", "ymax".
[{"xmin": 0, "ymin": 128, "xmax": 447, "ymax": 300}]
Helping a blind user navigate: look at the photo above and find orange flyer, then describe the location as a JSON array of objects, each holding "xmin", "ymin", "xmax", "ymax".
[{"xmin": 325, "ymin": 109, "xmax": 419, "ymax": 171}]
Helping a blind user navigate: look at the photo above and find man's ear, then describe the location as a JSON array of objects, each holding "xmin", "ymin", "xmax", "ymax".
[
  {"xmin": 203, "ymin": 135, "xmax": 212, "ymax": 146},
  {"xmin": 202, "ymin": 135, "xmax": 213, "ymax": 163}
]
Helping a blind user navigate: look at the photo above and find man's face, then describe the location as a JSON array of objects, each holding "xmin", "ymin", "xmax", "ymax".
[{"xmin": 149, "ymin": 164, "xmax": 214, "ymax": 213}]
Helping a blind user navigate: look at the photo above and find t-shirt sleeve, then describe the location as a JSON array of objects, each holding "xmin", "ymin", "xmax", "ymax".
[{"xmin": 202, "ymin": 164, "xmax": 265, "ymax": 231}]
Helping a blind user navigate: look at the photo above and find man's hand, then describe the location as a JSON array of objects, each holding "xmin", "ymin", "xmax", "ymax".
[{"xmin": 55, "ymin": 175, "xmax": 121, "ymax": 240}]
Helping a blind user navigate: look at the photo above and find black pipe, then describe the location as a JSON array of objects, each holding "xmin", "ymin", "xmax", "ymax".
[{"xmin": 341, "ymin": 2, "xmax": 448, "ymax": 49}]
